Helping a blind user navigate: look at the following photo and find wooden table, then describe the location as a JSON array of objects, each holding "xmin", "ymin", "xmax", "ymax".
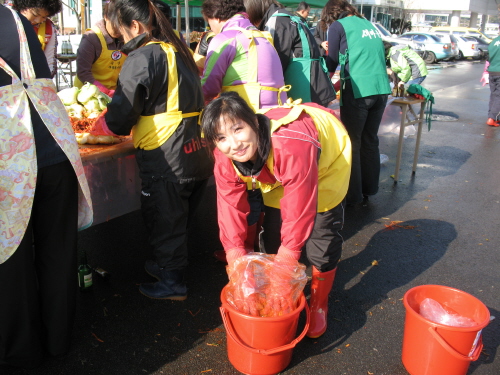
[{"xmin": 390, "ymin": 97, "xmax": 427, "ymax": 184}]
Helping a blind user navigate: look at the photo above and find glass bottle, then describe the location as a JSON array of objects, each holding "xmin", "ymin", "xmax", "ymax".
[{"xmin": 78, "ymin": 250, "xmax": 93, "ymax": 291}]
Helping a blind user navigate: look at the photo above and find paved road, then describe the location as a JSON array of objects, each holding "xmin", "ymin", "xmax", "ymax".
[{"xmin": 5, "ymin": 60, "xmax": 500, "ymax": 375}]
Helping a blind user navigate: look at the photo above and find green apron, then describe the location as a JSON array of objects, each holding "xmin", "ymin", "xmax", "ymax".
[
  {"xmin": 336, "ymin": 17, "xmax": 391, "ymax": 105},
  {"xmin": 271, "ymin": 13, "xmax": 330, "ymax": 103}
]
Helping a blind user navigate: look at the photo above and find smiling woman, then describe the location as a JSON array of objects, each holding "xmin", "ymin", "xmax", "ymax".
[
  {"xmin": 201, "ymin": 91, "xmax": 351, "ymax": 338},
  {"xmin": 12, "ymin": 0, "xmax": 62, "ymax": 77}
]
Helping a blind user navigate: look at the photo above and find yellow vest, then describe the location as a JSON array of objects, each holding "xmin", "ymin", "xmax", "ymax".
[
  {"xmin": 74, "ymin": 26, "xmax": 126, "ymax": 89},
  {"xmin": 36, "ymin": 21, "xmax": 49, "ymax": 50},
  {"xmin": 221, "ymin": 27, "xmax": 289, "ymax": 112},
  {"xmin": 234, "ymin": 104, "xmax": 351, "ymax": 211},
  {"xmin": 132, "ymin": 41, "xmax": 200, "ymax": 150}
]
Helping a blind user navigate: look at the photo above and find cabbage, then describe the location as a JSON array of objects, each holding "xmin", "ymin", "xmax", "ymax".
[
  {"xmin": 57, "ymin": 87, "xmax": 79, "ymax": 106},
  {"xmin": 96, "ymin": 92, "xmax": 112, "ymax": 111},
  {"xmin": 68, "ymin": 103, "xmax": 85, "ymax": 119},
  {"xmin": 84, "ymin": 98, "xmax": 100, "ymax": 113},
  {"xmin": 77, "ymin": 82, "xmax": 100, "ymax": 104}
]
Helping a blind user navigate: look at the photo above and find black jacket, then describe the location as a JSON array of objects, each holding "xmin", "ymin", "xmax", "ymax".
[
  {"xmin": 260, "ymin": 4, "xmax": 335, "ymax": 106},
  {"xmin": 105, "ymin": 34, "xmax": 213, "ymax": 182},
  {"xmin": 313, "ymin": 23, "xmax": 328, "ymax": 56},
  {"xmin": 0, "ymin": 5, "xmax": 66, "ymax": 169}
]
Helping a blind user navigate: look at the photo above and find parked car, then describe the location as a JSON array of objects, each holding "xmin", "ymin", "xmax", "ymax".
[
  {"xmin": 396, "ymin": 32, "xmax": 454, "ymax": 63},
  {"xmin": 372, "ymin": 22, "xmax": 404, "ymax": 45},
  {"xmin": 433, "ymin": 34, "xmax": 460, "ymax": 60},
  {"xmin": 430, "ymin": 26, "xmax": 492, "ymax": 43},
  {"xmin": 460, "ymin": 36, "xmax": 490, "ymax": 59},
  {"xmin": 451, "ymin": 35, "xmax": 482, "ymax": 59}
]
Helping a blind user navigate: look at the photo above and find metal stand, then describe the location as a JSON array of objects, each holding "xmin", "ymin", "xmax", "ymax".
[{"xmin": 55, "ymin": 54, "xmax": 77, "ymax": 90}]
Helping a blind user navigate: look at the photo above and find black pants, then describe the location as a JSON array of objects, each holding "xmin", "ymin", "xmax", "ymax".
[
  {"xmin": 340, "ymin": 80, "xmax": 388, "ymax": 204},
  {"xmin": 488, "ymin": 75, "xmax": 500, "ymax": 120},
  {"xmin": 140, "ymin": 178, "xmax": 209, "ymax": 270},
  {"xmin": 0, "ymin": 160, "xmax": 78, "ymax": 368},
  {"xmin": 261, "ymin": 201, "xmax": 345, "ymax": 272}
]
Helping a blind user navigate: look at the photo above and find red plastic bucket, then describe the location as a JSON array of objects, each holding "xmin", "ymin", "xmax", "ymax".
[
  {"xmin": 220, "ymin": 286, "xmax": 309, "ymax": 375},
  {"xmin": 402, "ymin": 285, "xmax": 490, "ymax": 375}
]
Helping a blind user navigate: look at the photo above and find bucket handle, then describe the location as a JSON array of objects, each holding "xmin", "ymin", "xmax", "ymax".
[
  {"xmin": 428, "ymin": 326, "xmax": 483, "ymax": 362},
  {"xmin": 220, "ymin": 302, "xmax": 310, "ymax": 356}
]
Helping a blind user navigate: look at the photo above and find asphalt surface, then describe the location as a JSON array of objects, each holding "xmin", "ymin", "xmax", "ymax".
[{"xmin": 4, "ymin": 60, "xmax": 500, "ymax": 375}]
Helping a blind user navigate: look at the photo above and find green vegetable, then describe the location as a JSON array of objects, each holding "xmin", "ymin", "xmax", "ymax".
[
  {"xmin": 77, "ymin": 82, "xmax": 100, "ymax": 104},
  {"xmin": 68, "ymin": 103, "xmax": 85, "ymax": 119},
  {"xmin": 84, "ymin": 98, "xmax": 101, "ymax": 114},
  {"xmin": 96, "ymin": 91, "xmax": 112, "ymax": 111},
  {"xmin": 57, "ymin": 87, "xmax": 79, "ymax": 106}
]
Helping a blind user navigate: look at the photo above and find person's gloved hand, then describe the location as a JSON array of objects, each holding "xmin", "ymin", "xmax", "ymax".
[
  {"xmin": 261, "ymin": 246, "xmax": 301, "ymax": 317},
  {"xmin": 480, "ymin": 72, "xmax": 489, "ymax": 86},
  {"xmin": 226, "ymin": 247, "xmax": 248, "ymax": 268},
  {"xmin": 87, "ymin": 109, "xmax": 116, "ymax": 136},
  {"xmin": 197, "ymin": 31, "xmax": 215, "ymax": 57},
  {"xmin": 94, "ymin": 81, "xmax": 114, "ymax": 96}
]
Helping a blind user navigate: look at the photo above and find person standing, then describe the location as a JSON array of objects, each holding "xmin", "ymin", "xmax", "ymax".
[
  {"xmin": 201, "ymin": 0, "xmax": 287, "ymax": 110},
  {"xmin": 244, "ymin": 0, "xmax": 335, "ymax": 106},
  {"xmin": 326, "ymin": 0, "xmax": 391, "ymax": 205},
  {"xmin": 201, "ymin": 91, "xmax": 351, "ymax": 338},
  {"xmin": 88, "ymin": 0, "xmax": 213, "ymax": 300},
  {"xmin": 482, "ymin": 36, "xmax": 500, "ymax": 126},
  {"xmin": 0, "ymin": 5, "xmax": 92, "ymax": 368},
  {"xmin": 295, "ymin": 1, "xmax": 310, "ymax": 22},
  {"xmin": 11, "ymin": 0, "xmax": 61, "ymax": 77},
  {"xmin": 74, "ymin": 1, "xmax": 126, "ymax": 96}
]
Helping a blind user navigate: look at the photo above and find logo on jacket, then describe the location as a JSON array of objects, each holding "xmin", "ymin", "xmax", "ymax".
[
  {"xmin": 361, "ymin": 29, "xmax": 381, "ymax": 39},
  {"xmin": 111, "ymin": 51, "xmax": 123, "ymax": 61},
  {"xmin": 183, "ymin": 137, "xmax": 207, "ymax": 154}
]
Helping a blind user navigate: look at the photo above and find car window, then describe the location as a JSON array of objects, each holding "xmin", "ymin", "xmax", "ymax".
[
  {"xmin": 413, "ymin": 34, "xmax": 427, "ymax": 42},
  {"xmin": 399, "ymin": 35, "xmax": 411, "ymax": 40},
  {"xmin": 374, "ymin": 23, "xmax": 391, "ymax": 37},
  {"xmin": 427, "ymin": 34, "xmax": 441, "ymax": 42},
  {"xmin": 462, "ymin": 36, "xmax": 476, "ymax": 42},
  {"xmin": 453, "ymin": 31, "xmax": 466, "ymax": 35},
  {"xmin": 477, "ymin": 38, "xmax": 489, "ymax": 44}
]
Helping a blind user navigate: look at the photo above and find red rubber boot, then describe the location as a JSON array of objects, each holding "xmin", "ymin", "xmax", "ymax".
[{"xmin": 306, "ymin": 266, "xmax": 337, "ymax": 338}]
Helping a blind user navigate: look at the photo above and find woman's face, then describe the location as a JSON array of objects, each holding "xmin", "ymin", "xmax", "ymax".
[
  {"xmin": 215, "ymin": 116, "xmax": 258, "ymax": 163},
  {"xmin": 207, "ymin": 18, "xmax": 225, "ymax": 35},
  {"xmin": 104, "ymin": 16, "xmax": 121, "ymax": 39},
  {"xmin": 21, "ymin": 7, "xmax": 50, "ymax": 26}
]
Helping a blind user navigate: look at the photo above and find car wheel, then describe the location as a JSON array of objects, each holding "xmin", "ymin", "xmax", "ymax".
[
  {"xmin": 458, "ymin": 51, "xmax": 464, "ymax": 60},
  {"xmin": 424, "ymin": 51, "xmax": 436, "ymax": 64}
]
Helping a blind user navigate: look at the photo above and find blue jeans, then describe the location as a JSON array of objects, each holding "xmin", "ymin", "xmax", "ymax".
[{"xmin": 406, "ymin": 76, "xmax": 426, "ymax": 86}]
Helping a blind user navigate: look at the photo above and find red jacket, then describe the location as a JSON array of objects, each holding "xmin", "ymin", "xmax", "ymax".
[{"xmin": 214, "ymin": 103, "xmax": 347, "ymax": 253}]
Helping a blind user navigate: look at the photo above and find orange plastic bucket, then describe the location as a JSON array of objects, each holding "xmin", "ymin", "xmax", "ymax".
[
  {"xmin": 220, "ymin": 286, "xmax": 309, "ymax": 375},
  {"xmin": 402, "ymin": 285, "xmax": 490, "ymax": 375}
]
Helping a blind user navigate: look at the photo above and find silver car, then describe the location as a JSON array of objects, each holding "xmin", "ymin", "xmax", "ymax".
[{"xmin": 454, "ymin": 35, "xmax": 482, "ymax": 59}]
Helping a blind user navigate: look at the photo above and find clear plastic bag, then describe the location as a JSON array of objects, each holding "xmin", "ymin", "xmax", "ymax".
[
  {"xmin": 419, "ymin": 298, "xmax": 478, "ymax": 327},
  {"xmin": 225, "ymin": 252, "xmax": 307, "ymax": 317}
]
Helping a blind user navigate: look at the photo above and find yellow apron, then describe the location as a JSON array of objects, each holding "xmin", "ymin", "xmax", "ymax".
[
  {"xmin": 74, "ymin": 26, "xmax": 126, "ymax": 89},
  {"xmin": 36, "ymin": 20, "xmax": 49, "ymax": 51},
  {"xmin": 132, "ymin": 41, "xmax": 200, "ymax": 150},
  {"xmin": 234, "ymin": 104, "xmax": 351, "ymax": 212},
  {"xmin": 0, "ymin": 8, "xmax": 93, "ymax": 264},
  {"xmin": 221, "ymin": 27, "xmax": 289, "ymax": 112}
]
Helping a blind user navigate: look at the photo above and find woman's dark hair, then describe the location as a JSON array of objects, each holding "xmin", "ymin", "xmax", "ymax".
[
  {"xmin": 296, "ymin": 1, "xmax": 309, "ymax": 12},
  {"xmin": 12, "ymin": 0, "xmax": 62, "ymax": 17},
  {"xmin": 322, "ymin": 0, "xmax": 362, "ymax": 24},
  {"xmin": 202, "ymin": 92, "xmax": 267, "ymax": 161},
  {"xmin": 108, "ymin": 0, "xmax": 197, "ymax": 74},
  {"xmin": 155, "ymin": 0, "xmax": 171, "ymax": 21},
  {"xmin": 202, "ymin": 0, "xmax": 245, "ymax": 21},
  {"xmin": 243, "ymin": 0, "xmax": 282, "ymax": 27}
]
